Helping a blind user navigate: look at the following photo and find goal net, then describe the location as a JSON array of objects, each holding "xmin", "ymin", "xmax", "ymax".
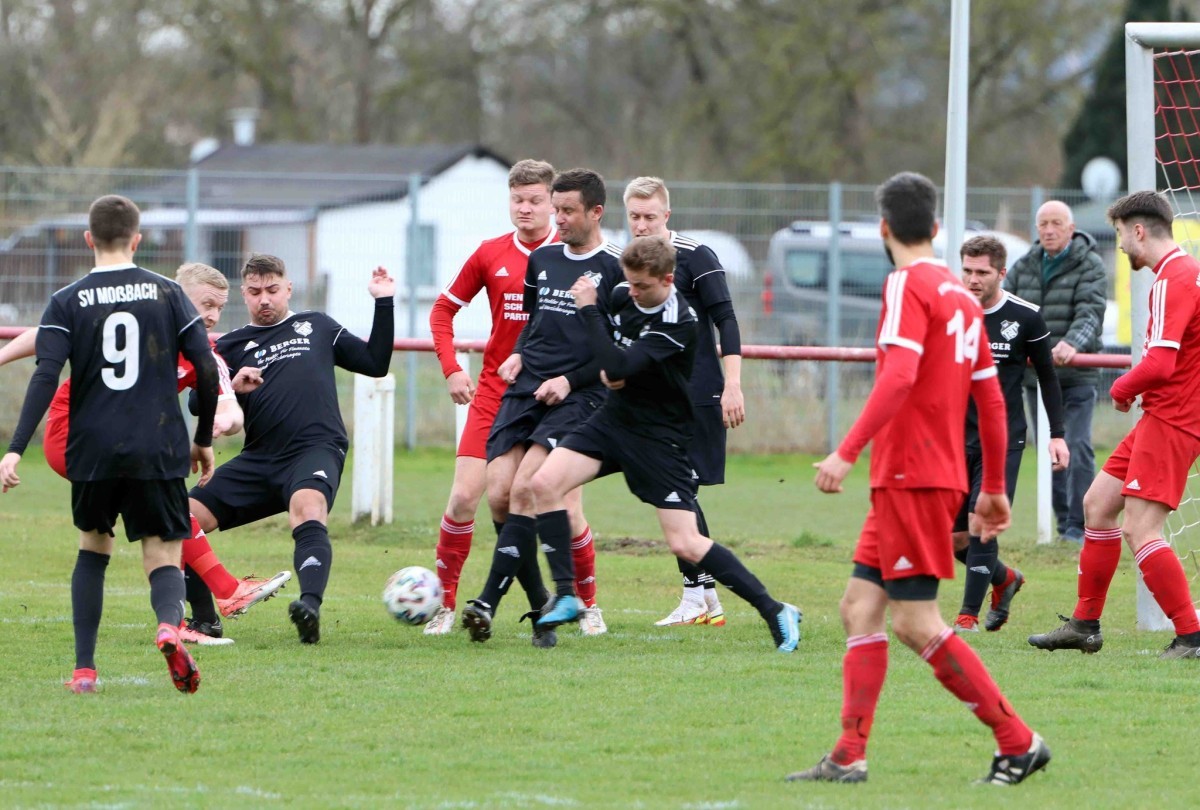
[{"xmin": 1128, "ymin": 24, "xmax": 1200, "ymax": 628}]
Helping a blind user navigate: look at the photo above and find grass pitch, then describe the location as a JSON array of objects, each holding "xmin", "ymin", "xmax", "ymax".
[{"xmin": 0, "ymin": 448, "xmax": 1195, "ymax": 809}]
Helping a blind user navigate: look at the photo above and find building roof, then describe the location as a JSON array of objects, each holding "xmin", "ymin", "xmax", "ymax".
[{"xmin": 141, "ymin": 142, "xmax": 510, "ymax": 210}]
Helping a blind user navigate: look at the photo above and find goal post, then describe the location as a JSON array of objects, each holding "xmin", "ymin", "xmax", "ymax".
[{"xmin": 1125, "ymin": 22, "xmax": 1200, "ymax": 630}]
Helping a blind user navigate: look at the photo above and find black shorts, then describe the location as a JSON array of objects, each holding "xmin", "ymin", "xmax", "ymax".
[
  {"xmin": 189, "ymin": 444, "xmax": 345, "ymax": 531},
  {"xmin": 71, "ymin": 478, "xmax": 191, "ymax": 542},
  {"xmin": 952, "ymin": 445, "xmax": 1024, "ymax": 533},
  {"xmin": 485, "ymin": 388, "xmax": 604, "ymax": 462},
  {"xmin": 559, "ymin": 408, "xmax": 698, "ymax": 511},
  {"xmin": 689, "ymin": 403, "xmax": 727, "ymax": 486}
]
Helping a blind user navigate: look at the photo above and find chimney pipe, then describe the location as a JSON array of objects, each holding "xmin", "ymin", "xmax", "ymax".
[{"xmin": 228, "ymin": 108, "xmax": 260, "ymax": 146}]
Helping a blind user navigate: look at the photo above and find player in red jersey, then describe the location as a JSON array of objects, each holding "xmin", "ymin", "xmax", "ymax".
[
  {"xmin": 789, "ymin": 172, "xmax": 1049, "ymax": 786},
  {"xmin": 425, "ymin": 160, "xmax": 601, "ymax": 636},
  {"xmin": 0, "ymin": 263, "xmax": 291, "ymax": 647},
  {"xmin": 1029, "ymin": 190, "xmax": 1200, "ymax": 659}
]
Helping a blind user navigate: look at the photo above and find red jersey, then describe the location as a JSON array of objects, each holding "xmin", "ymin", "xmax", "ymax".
[
  {"xmin": 869, "ymin": 259, "xmax": 998, "ymax": 490},
  {"xmin": 47, "ymin": 343, "xmax": 234, "ymax": 425},
  {"xmin": 1138, "ymin": 248, "xmax": 1200, "ymax": 437},
  {"xmin": 431, "ymin": 229, "xmax": 558, "ymax": 382}
]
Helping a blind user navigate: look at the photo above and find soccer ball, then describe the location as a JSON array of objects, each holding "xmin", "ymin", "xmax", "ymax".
[{"xmin": 382, "ymin": 566, "xmax": 444, "ymax": 625}]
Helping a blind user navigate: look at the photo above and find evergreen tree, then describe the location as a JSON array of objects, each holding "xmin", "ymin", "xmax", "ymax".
[{"xmin": 1061, "ymin": 0, "xmax": 1183, "ymax": 189}]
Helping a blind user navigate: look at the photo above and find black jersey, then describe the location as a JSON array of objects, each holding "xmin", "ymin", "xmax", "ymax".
[
  {"xmin": 216, "ymin": 302, "xmax": 393, "ymax": 457},
  {"xmin": 12, "ymin": 264, "xmax": 217, "ymax": 480},
  {"xmin": 513, "ymin": 242, "xmax": 625, "ymax": 392},
  {"xmin": 579, "ymin": 284, "xmax": 697, "ymax": 441},
  {"xmin": 966, "ymin": 291, "xmax": 1059, "ymax": 449},
  {"xmin": 670, "ymin": 232, "xmax": 732, "ymax": 404}
]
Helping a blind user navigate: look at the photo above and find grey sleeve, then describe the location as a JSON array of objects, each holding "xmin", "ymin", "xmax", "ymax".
[{"xmin": 1064, "ymin": 254, "xmax": 1107, "ymax": 351}]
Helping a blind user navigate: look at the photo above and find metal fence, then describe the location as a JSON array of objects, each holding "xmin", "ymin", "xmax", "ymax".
[{"xmin": 0, "ymin": 166, "xmax": 1131, "ymax": 453}]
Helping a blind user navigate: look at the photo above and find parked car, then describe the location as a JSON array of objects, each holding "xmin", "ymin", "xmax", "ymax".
[{"xmin": 761, "ymin": 220, "xmax": 1032, "ymax": 346}]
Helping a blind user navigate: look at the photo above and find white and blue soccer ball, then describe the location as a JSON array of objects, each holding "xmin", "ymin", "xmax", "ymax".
[{"xmin": 382, "ymin": 566, "xmax": 444, "ymax": 625}]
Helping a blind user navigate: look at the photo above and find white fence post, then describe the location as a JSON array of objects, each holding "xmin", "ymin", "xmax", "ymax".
[
  {"xmin": 1036, "ymin": 383, "xmax": 1052, "ymax": 545},
  {"xmin": 352, "ymin": 373, "xmax": 395, "ymax": 525}
]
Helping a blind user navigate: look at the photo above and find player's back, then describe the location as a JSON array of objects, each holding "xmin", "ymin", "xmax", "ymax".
[
  {"xmin": 1140, "ymin": 249, "xmax": 1200, "ymax": 436},
  {"xmin": 871, "ymin": 259, "xmax": 995, "ymax": 491},
  {"xmin": 45, "ymin": 266, "xmax": 199, "ymax": 480}
]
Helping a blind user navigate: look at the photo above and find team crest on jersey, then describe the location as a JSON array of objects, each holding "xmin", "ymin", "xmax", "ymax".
[
  {"xmin": 582, "ymin": 271, "xmax": 602, "ymax": 286},
  {"xmin": 1000, "ymin": 320, "xmax": 1019, "ymax": 341},
  {"xmin": 293, "ymin": 321, "xmax": 313, "ymax": 337}
]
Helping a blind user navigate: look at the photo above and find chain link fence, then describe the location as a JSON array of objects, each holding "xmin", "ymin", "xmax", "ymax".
[{"xmin": 0, "ymin": 166, "xmax": 1130, "ymax": 453}]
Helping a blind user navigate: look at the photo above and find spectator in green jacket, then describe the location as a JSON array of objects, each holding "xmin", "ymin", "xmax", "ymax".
[{"xmin": 1005, "ymin": 200, "xmax": 1107, "ymax": 543}]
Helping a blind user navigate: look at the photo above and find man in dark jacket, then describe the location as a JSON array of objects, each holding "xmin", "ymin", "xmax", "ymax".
[{"xmin": 1005, "ymin": 200, "xmax": 1107, "ymax": 543}]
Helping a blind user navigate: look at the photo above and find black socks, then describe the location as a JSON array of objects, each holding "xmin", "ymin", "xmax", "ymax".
[{"xmin": 293, "ymin": 520, "xmax": 332, "ymax": 612}]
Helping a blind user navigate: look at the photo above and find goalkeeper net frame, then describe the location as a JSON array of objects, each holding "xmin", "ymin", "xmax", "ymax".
[{"xmin": 1126, "ymin": 22, "xmax": 1200, "ymax": 630}]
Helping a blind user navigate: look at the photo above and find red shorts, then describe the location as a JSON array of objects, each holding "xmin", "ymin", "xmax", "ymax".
[
  {"xmin": 456, "ymin": 382, "xmax": 504, "ymax": 460},
  {"xmin": 44, "ymin": 409, "xmax": 68, "ymax": 479},
  {"xmin": 853, "ymin": 488, "xmax": 962, "ymax": 581},
  {"xmin": 1103, "ymin": 413, "xmax": 1200, "ymax": 510}
]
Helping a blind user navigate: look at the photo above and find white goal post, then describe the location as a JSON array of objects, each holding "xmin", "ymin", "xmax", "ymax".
[{"xmin": 1125, "ymin": 22, "xmax": 1200, "ymax": 630}]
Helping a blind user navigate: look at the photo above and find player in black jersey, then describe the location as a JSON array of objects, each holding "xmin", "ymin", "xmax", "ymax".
[
  {"xmin": 623, "ymin": 176, "xmax": 745, "ymax": 627},
  {"xmin": 187, "ymin": 253, "xmax": 395, "ymax": 644},
  {"xmin": 525, "ymin": 235, "xmax": 801, "ymax": 651},
  {"xmin": 953, "ymin": 236, "xmax": 1068, "ymax": 632},
  {"xmin": 461, "ymin": 168, "xmax": 625, "ymax": 647},
  {"xmin": 0, "ymin": 195, "xmax": 218, "ymax": 694}
]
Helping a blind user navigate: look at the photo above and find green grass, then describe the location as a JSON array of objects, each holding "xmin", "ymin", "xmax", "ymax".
[{"xmin": 0, "ymin": 449, "xmax": 1193, "ymax": 809}]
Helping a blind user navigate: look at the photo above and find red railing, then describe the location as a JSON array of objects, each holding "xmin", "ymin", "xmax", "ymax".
[{"xmin": 0, "ymin": 326, "xmax": 1134, "ymax": 368}]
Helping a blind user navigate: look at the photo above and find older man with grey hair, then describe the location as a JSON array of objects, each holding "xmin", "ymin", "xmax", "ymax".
[{"xmin": 1004, "ymin": 200, "xmax": 1107, "ymax": 543}]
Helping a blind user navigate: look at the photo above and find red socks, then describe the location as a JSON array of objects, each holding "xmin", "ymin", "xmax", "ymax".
[
  {"xmin": 435, "ymin": 515, "xmax": 474, "ymax": 611},
  {"xmin": 572, "ymin": 526, "xmax": 597, "ymax": 607},
  {"xmin": 831, "ymin": 633, "xmax": 888, "ymax": 766},
  {"xmin": 1136, "ymin": 539, "xmax": 1200, "ymax": 635},
  {"xmin": 1073, "ymin": 527, "xmax": 1122, "ymax": 622},
  {"xmin": 922, "ymin": 628, "xmax": 1032, "ymax": 756},
  {"xmin": 181, "ymin": 515, "xmax": 239, "ymax": 600}
]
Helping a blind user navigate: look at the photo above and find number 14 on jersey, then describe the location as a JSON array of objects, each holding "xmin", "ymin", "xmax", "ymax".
[{"xmin": 946, "ymin": 309, "xmax": 982, "ymax": 365}]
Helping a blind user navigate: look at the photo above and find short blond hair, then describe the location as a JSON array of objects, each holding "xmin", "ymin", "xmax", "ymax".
[
  {"xmin": 509, "ymin": 159, "xmax": 555, "ymax": 189},
  {"xmin": 623, "ymin": 176, "xmax": 670, "ymax": 208},
  {"xmin": 176, "ymin": 262, "xmax": 229, "ymax": 290}
]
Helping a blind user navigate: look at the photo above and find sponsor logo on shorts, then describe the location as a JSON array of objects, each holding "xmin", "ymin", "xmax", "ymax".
[
  {"xmin": 1127, "ymin": 479, "xmax": 1141, "ymax": 491},
  {"xmin": 894, "ymin": 556, "xmax": 914, "ymax": 571},
  {"xmin": 664, "ymin": 491, "xmax": 682, "ymax": 503},
  {"xmin": 313, "ymin": 470, "xmax": 327, "ymax": 478},
  {"xmin": 293, "ymin": 321, "xmax": 313, "ymax": 337},
  {"xmin": 541, "ymin": 543, "xmax": 556, "ymax": 553}
]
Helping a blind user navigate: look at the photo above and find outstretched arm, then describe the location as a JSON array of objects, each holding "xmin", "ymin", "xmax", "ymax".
[
  {"xmin": 0, "ymin": 327, "xmax": 37, "ymax": 367},
  {"xmin": 335, "ymin": 268, "xmax": 396, "ymax": 377}
]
